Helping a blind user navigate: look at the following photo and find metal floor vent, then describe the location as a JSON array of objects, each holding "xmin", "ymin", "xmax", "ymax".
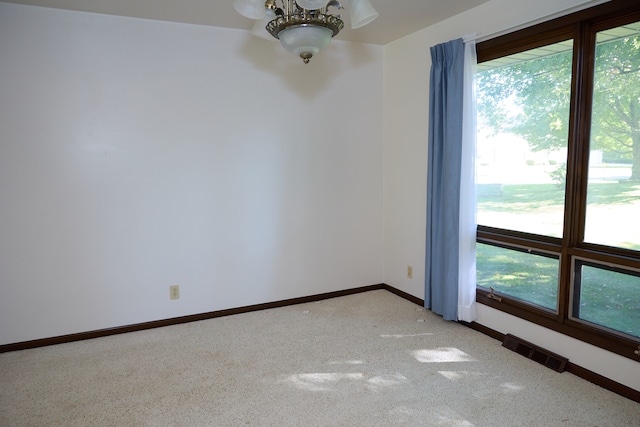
[{"xmin": 502, "ymin": 334, "xmax": 568, "ymax": 373}]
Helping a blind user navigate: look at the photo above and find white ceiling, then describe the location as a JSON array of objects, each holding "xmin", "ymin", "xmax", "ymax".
[{"xmin": 0, "ymin": 0, "xmax": 490, "ymax": 45}]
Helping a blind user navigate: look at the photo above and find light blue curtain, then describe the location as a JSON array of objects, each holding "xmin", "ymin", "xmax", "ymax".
[{"xmin": 425, "ymin": 38, "xmax": 465, "ymax": 321}]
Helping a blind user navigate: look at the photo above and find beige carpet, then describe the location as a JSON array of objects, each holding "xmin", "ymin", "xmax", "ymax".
[{"xmin": 1, "ymin": 290, "xmax": 638, "ymax": 426}]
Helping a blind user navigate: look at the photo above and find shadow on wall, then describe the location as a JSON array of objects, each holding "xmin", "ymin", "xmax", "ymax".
[{"xmin": 236, "ymin": 33, "xmax": 379, "ymax": 98}]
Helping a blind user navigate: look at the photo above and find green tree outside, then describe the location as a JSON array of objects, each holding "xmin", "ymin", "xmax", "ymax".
[{"xmin": 477, "ymin": 31, "xmax": 640, "ymax": 180}]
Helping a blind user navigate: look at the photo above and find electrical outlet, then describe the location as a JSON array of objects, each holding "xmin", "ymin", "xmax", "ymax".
[
  {"xmin": 170, "ymin": 285, "xmax": 180, "ymax": 300},
  {"xmin": 407, "ymin": 265, "xmax": 413, "ymax": 279}
]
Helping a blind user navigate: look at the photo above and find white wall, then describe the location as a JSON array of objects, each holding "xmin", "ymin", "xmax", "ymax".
[
  {"xmin": 0, "ymin": 3, "xmax": 384, "ymax": 345},
  {"xmin": 2, "ymin": 0, "xmax": 636, "ymax": 393},
  {"xmin": 383, "ymin": 0, "xmax": 640, "ymax": 392}
]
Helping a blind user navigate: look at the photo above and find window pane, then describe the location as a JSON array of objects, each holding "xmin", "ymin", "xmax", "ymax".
[
  {"xmin": 476, "ymin": 40, "xmax": 573, "ymax": 238},
  {"xmin": 573, "ymin": 262, "xmax": 640, "ymax": 339},
  {"xmin": 585, "ymin": 22, "xmax": 640, "ymax": 251},
  {"xmin": 477, "ymin": 243, "xmax": 559, "ymax": 310}
]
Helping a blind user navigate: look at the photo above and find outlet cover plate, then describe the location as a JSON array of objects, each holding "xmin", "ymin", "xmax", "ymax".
[{"xmin": 170, "ymin": 285, "xmax": 180, "ymax": 300}]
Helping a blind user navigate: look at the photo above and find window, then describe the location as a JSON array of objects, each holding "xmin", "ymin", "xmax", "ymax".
[
  {"xmin": 585, "ymin": 21, "xmax": 640, "ymax": 250},
  {"xmin": 572, "ymin": 260, "xmax": 640, "ymax": 338},
  {"xmin": 475, "ymin": 1, "xmax": 640, "ymax": 360},
  {"xmin": 477, "ymin": 243, "xmax": 559, "ymax": 311},
  {"xmin": 477, "ymin": 39, "xmax": 573, "ymax": 239}
]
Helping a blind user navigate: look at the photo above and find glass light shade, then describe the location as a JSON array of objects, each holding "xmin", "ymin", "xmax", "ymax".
[
  {"xmin": 250, "ymin": 9, "xmax": 277, "ymax": 40},
  {"xmin": 233, "ymin": 0, "xmax": 267, "ymax": 20},
  {"xmin": 296, "ymin": 0, "xmax": 328, "ymax": 9},
  {"xmin": 278, "ymin": 25, "xmax": 333, "ymax": 61},
  {"xmin": 349, "ymin": 0, "xmax": 379, "ymax": 29}
]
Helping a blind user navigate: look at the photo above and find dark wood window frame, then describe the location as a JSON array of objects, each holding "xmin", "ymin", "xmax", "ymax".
[{"xmin": 475, "ymin": 0, "xmax": 640, "ymax": 361}]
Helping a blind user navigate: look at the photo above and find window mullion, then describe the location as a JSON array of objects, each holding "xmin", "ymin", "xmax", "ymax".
[{"xmin": 560, "ymin": 22, "xmax": 596, "ymax": 322}]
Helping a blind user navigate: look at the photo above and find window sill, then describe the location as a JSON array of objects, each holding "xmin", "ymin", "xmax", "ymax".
[{"xmin": 476, "ymin": 288, "xmax": 640, "ymax": 362}]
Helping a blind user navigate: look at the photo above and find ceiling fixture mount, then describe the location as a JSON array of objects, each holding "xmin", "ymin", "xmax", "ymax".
[{"xmin": 233, "ymin": 0, "xmax": 379, "ymax": 64}]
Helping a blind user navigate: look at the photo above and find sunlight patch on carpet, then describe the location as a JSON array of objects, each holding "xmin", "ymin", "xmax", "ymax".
[
  {"xmin": 501, "ymin": 382, "xmax": 525, "ymax": 393},
  {"xmin": 328, "ymin": 360, "xmax": 364, "ymax": 365},
  {"xmin": 380, "ymin": 332, "xmax": 435, "ymax": 339},
  {"xmin": 281, "ymin": 372, "xmax": 408, "ymax": 392},
  {"xmin": 412, "ymin": 348, "xmax": 476, "ymax": 363},
  {"xmin": 438, "ymin": 371, "xmax": 486, "ymax": 381}
]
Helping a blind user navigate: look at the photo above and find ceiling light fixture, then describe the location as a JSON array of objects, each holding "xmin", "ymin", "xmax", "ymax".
[{"xmin": 233, "ymin": 0, "xmax": 379, "ymax": 64}]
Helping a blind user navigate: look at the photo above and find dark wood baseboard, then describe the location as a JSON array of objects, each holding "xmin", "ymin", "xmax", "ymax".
[
  {"xmin": 463, "ymin": 320, "xmax": 640, "ymax": 403},
  {"xmin": 565, "ymin": 363, "xmax": 640, "ymax": 403},
  {"xmin": 0, "ymin": 284, "xmax": 386, "ymax": 354},
  {"xmin": 381, "ymin": 284, "xmax": 424, "ymax": 306},
  {"xmin": 2, "ymin": 283, "xmax": 637, "ymax": 403},
  {"xmin": 460, "ymin": 319, "xmax": 504, "ymax": 341}
]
